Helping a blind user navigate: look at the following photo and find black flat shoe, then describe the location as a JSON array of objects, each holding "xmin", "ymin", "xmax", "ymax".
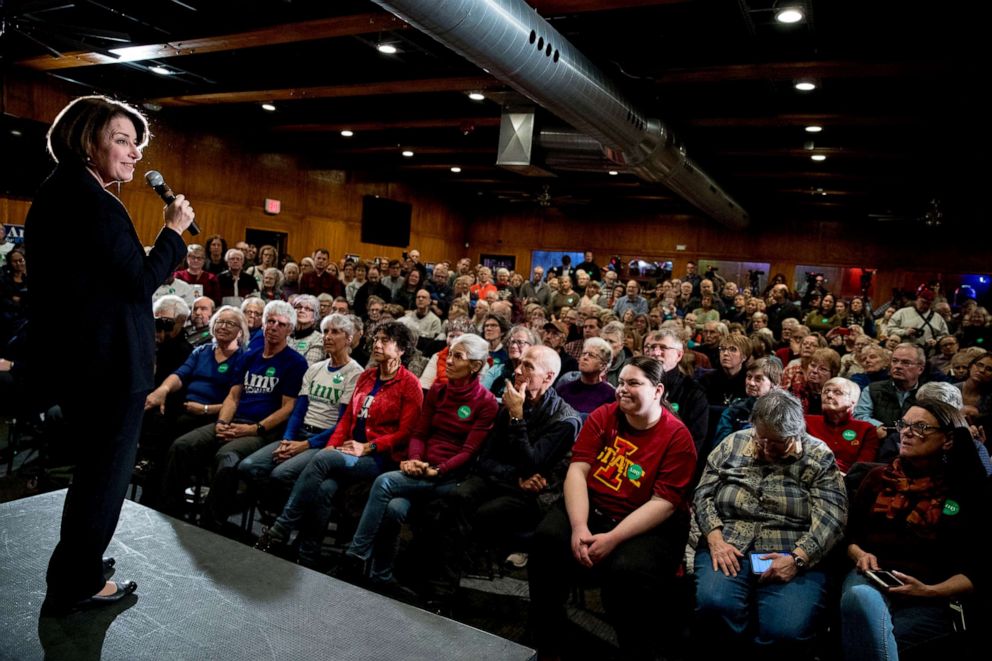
[
  {"xmin": 83, "ymin": 580, "xmax": 137, "ymax": 607},
  {"xmin": 103, "ymin": 557, "xmax": 115, "ymax": 578},
  {"xmin": 41, "ymin": 581, "xmax": 137, "ymax": 616}
]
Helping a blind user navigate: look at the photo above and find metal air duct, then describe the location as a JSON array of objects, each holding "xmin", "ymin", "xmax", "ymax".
[{"xmin": 370, "ymin": 0, "xmax": 749, "ymax": 228}]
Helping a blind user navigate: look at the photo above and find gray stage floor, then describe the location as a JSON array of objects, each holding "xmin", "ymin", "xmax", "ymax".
[{"xmin": 0, "ymin": 490, "xmax": 535, "ymax": 661}]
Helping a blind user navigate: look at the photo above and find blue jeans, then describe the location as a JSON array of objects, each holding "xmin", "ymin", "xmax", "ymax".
[
  {"xmin": 346, "ymin": 469, "xmax": 456, "ymax": 582},
  {"xmin": 239, "ymin": 439, "xmax": 319, "ymax": 513},
  {"xmin": 693, "ymin": 548, "xmax": 828, "ymax": 654},
  {"xmin": 271, "ymin": 449, "xmax": 384, "ymax": 564},
  {"xmin": 840, "ymin": 569, "xmax": 955, "ymax": 661}
]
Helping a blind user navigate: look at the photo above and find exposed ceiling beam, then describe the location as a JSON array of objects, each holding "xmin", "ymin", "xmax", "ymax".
[
  {"xmin": 151, "ymin": 76, "xmax": 500, "ymax": 107},
  {"xmin": 15, "ymin": 13, "xmax": 410, "ymax": 70},
  {"xmin": 688, "ymin": 114, "xmax": 922, "ymax": 128}
]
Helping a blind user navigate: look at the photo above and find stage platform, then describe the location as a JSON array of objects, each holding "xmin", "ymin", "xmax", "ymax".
[{"xmin": 0, "ymin": 490, "xmax": 535, "ymax": 661}]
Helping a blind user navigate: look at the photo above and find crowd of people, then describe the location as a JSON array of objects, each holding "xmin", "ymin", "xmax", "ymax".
[{"xmin": 3, "ymin": 239, "xmax": 990, "ymax": 660}]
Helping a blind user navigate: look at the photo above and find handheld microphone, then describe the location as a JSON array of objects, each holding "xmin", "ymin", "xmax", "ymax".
[{"xmin": 145, "ymin": 170, "xmax": 199, "ymax": 235}]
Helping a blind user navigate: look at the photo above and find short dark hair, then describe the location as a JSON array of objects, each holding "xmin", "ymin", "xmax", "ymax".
[
  {"xmin": 373, "ymin": 321, "xmax": 416, "ymax": 365},
  {"xmin": 47, "ymin": 95, "xmax": 149, "ymax": 167}
]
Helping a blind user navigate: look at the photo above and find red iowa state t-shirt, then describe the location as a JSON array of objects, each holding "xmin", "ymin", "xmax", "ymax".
[{"xmin": 571, "ymin": 403, "xmax": 697, "ymax": 519}]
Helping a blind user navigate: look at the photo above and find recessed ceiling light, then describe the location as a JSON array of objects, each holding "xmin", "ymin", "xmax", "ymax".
[
  {"xmin": 794, "ymin": 79, "xmax": 817, "ymax": 92},
  {"xmin": 450, "ymin": 166, "xmax": 462, "ymax": 173},
  {"xmin": 340, "ymin": 130, "xmax": 354, "ymax": 137},
  {"xmin": 261, "ymin": 103, "xmax": 277, "ymax": 112},
  {"xmin": 467, "ymin": 92, "xmax": 486, "ymax": 101},
  {"xmin": 776, "ymin": 8, "xmax": 804, "ymax": 24},
  {"xmin": 805, "ymin": 125, "xmax": 823, "ymax": 133},
  {"xmin": 149, "ymin": 65, "xmax": 173, "ymax": 76},
  {"xmin": 811, "ymin": 154, "xmax": 827, "ymax": 162},
  {"xmin": 402, "ymin": 150, "xmax": 414, "ymax": 157},
  {"xmin": 377, "ymin": 43, "xmax": 398, "ymax": 54},
  {"xmin": 608, "ymin": 170, "xmax": 619, "ymax": 176}
]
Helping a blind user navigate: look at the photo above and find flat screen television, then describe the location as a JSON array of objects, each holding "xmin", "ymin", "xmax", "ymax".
[{"xmin": 361, "ymin": 195, "xmax": 411, "ymax": 247}]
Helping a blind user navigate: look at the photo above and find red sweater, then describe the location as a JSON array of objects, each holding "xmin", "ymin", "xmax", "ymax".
[
  {"xmin": 174, "ymin": 269, "xmax": 221, "ymax": 306},
  {"xmin": 407, "ymin": 376, "xmax": 499, "ymax": 477},
  {"xmin": 572, "ymin": 403, "xmax": 697, "ymax": 519},
  {"xmin": 804, "ymin": 414, "xmax": 879, "ymax": 473},
  {"xmin": 328, "ymin": 366, "xmax": 423, "ymax": 463}
]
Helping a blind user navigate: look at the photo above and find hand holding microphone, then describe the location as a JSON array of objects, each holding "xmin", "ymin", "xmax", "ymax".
[{"xmin": 146, "ymin": 170, "xmax": 199, "ymax": 236}]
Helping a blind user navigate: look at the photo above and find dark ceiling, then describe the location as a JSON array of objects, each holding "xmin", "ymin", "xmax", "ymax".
[{"xmin": 1, "ymin": 0, "xmax": 985, "ymax": 229}]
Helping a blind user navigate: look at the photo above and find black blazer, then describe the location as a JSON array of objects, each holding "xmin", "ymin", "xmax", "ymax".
[{"xmin": 25, "ymin": 164, "xmax": 187, "ymax": 406}]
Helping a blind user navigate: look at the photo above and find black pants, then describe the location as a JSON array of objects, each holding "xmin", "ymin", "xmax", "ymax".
[
  {"xmin": 420, "ymin": 474, "xmax": 542, "ymax": 598},
  {"xmin": 527, "ymin": 501, "xmax": 688, "ymax": 660},
  {"xmin": 45, "ymin": 391, "xmax": 146, "ymax": 604}
]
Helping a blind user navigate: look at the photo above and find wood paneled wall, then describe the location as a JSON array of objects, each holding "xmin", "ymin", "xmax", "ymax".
[{"xmin": 1, "ymin": 71, "xmax": 467, "ymax": 265}]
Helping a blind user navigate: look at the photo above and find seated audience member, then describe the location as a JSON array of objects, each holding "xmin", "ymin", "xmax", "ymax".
[
  {"xmin": 174, "ymin": 244, "xmax": 221, "ymax": 305},
  {"xmin": 804, "ymin": 377, "xmax": 878, "ymax": 472},
  {"xmin": 712, "ymin": 357, "xmax": 782, "ymax": 445},
  {"xmin": 643, "ymin": 329, "xmax": 709, "ymax": 452},
  {"xmin": 957, "ymin": 350, "xmax": 992, "ymax": 420},
  {"xmin": 152, "ymin": 295, "xmax": 194, "ymax": 387},
  {"xmin": 281, "ymin": 262, "xmax": 301, "ymax": 299},
  {"xmin": 846, "ymin": 296, "xmax": 876, "ymax": 337},
  {"xmin": 352, "ymin": 266, "xmax": 392, "ymax": 320},
  {"xmin": 316, "ymin": 293, "xmax": 333, "ymax": 320},
  {"xmin": 948, "ymin": 346, "xmax": 986, "ymax": 383},
  {"xmin": 258, "ymin": 268, "xmax": 284, "ymax": 302},
  {"xmin": 851, "ymin": 344, "xmax": 891, "ymax": 390},
  {"xmin": 405, "ymin": 289, "xmax": 443, "ymax": 341},
  {"xmin": 420, "ymin": 318, "xmax": 476, "ymax": 391},
  {"xmin": 0, "ymin": 247, "xmax": 27, "ymax": 344},
  {"xmin": 247, "ymin": 244, "xmax": 279, "ymax": 288},
  {"xmin": 599, "ymin": 321, "xmax": 632, "ymax": 387},
  {"xmin": 542, "ymin": 320, "xmax": 578, "ymax": 381},
  {"xmin": 918, "ymin": 380, "xmax": 992, "ymax": 475},
  {"xmin": 766, "ymin": 283, "xmax": 802, "ymax": 339},
  {"xmin": 840, "ymin": 399, "xmax": 986, "ymax": 661},
  {"xmin": 217, "ymin": 248, "xmax": 259, "ymax": 306},
  {"xmin": 239, "ymin": 313, "xmax": 364, "ymax": 517},
  {"xmin": 393, "ymin": 268, "xmax": 424, "ymax": 311},
  {"xmin": 299, "ymin": 249, "xmax": 344, "ymax": 298},
  {"xmin": 555, "ymin": 337, "xmax": 616, "ymax": 414},
  {"xmin": 528, "ymin": 357, "xmax": 697, "ymax": 660},
  {"xmin": 254, "ymin": 321, "xmax": 422, "ymax": 567},
  {"xmin": 288, "ymin": 295, "xmax": 325, "ymax": 365},
  {"xmin": 788, "ymin": 347, "xmax": 841, "ymax": 414},
  {"xmin": 141, "ymin": 306, "xmax": 248, "ymax": 506},
  {"xmin": 622, "ymin": 325, "xmax": 642, "ymax": 358},
  {"xmin": 344, "ymin": 262, "xmax": 366, "ymax": 306},
  {"xmin": 613, "ymin": 279, "xmax": 649, "ymax": 318},
  {"xmin": 694, "ymin": 390, "xmax": 847, "ymax": 658},
  {"xmin": 185, "ymin": 297, "xmax": 215, "ymax": 347},
  {"xmin": 804, "ymin": 293, "xmax": 839, "ymax": 334},
  {"xmin": 338, "ymin": 333, "xmax": 498, "ymax": 589},
  {"xmin": 841, "ymin": 334, "xmax": 875, "ymax": 378},
  {"xmin": 957, "ymin": 305, "xmax": 992, "ymax": 348},
  {"xmin": 692, "ymin": 294, "xmax": 721, "ymax": 330},
  {"xmin": 479, "ymin": 313, "xmax": 511, "ymax": 390},
  {"xmin": 470, "ymin": 266, "xmax": 498, "ymax": 303},
  {"xmin": 700, "ymin": 334, "xmax": 752, "ymax": 405},
  {"xmin": 488, "ymin": 325, "xmax": 540, "ymax": 399},
  {"xmin": 161, "ymin": 301, "xmax": 308, "ymax": 528},
  {"xmin": 330, "ymin": 296, "xmax": 349, "ymax": 316},
  {"xmin": 929, "ymin": 334, "xmax": 959, "ymax": 376},
  {"xmin": 564, "ymin": 313, "xmax": 602, "ymax": 362},
  {"xmin": 241, "ymin": 296, "xmax": 265, "ymax": 345},
  {"xmin": 421, "ymin": 345, "xmax": 581, "ymax": 604},
  {"xmin": 780, "ymin": 332, "xmax": 827, "ymax": 391}
]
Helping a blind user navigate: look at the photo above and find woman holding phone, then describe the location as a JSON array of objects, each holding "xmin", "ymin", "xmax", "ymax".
[{"xmin": 840, "ymin": 399, "xmax": 987, "ymax": 660}]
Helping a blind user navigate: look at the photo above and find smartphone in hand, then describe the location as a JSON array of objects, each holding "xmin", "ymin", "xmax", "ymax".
[{"xmin": 865, "ymin": 569, "xmax": 905, "ymax": 590}]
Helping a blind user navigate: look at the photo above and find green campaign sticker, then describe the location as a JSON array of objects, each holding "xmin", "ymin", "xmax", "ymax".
[
  {"xmin": 332, "ymin": 373, "xmax": 344, "ymax": 384},
  {"xmin": 822, "ymin": 317, "xmax": 830, "ymax": 324},
  {"xmin": 942, "ymin": 499, "xmax": 960, "ymax": 516},
  {"xmin": 457, "ymin": 405, "xmax": 471, "ymax": 419},
  {"xmin": 672, "ymin": 402, "xmax": 680, "ymax": 413},
  {"xmin": 842, "ymin": 429, "xmax": 857, "ymax": 441},
  {"xmin": 218, "ymin": 363, "xmax": 229, "ymax": 373},
  {"xmin": 265, "ymin": 366, "xmax": 276, "ymax": 377},
  {"xmin": 297, "ymin": 341, "xmax": 308, "ymax": 350},
  {"xmin": 627, "ymin": 464, "xmax": 644, "ymax": 481}
]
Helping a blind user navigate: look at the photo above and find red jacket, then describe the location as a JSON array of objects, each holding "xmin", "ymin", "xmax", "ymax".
[{"xmin": 328, "ymin": 366, "xmax": 423, "ymax": 463}]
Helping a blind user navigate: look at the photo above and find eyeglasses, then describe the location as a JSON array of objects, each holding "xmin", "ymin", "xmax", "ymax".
[
  {"xmin": 214, "ymin": 319, "xmax": 240, "ymax": 329},
  {"xmin": 508, "ymin": 339, "xmax": 532, "ymax": 347},
  {"xmin": 580, "ymin": 351, "xmax": 604, "ymax": 360},
  {"xmin": 154, "ymin": 317, "xmax": 176, "ymax": 331},
  {"xmin": 293, "ymin": 305, "xmax": 312, "ymax": 312},
  {"xmin": 718, "ymin": 346, "xmax": 740, "ymax": 353},
  {"xmin": 972, "ymin": 362, "xmax": 992, "ymax": 374},
  {"xmin": 753, "ymin": 433, "xmax": 793, "ymax": 447},
  {"xmin": 894, "ymin": 418, "xmax": 945, "ymax": 438},
  {"xmin": 243, "ymin": 309, "xmax": 263, "ymax": 317},
  {"xmin": 265, "ymin": 318, "xmax": 290, "ymax": 328},
  {"xmin": 645, "ymin": 344, "xmax": 680, "ymax": 353},
  {"xmin": 890, "ymin": 358, "xmax": 921, "ymax": 367}
]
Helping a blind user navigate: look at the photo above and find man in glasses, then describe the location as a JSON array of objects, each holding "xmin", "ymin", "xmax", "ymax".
[{"xmin": 643, "ymin": 329, "xmax": 709, "ymax": 456}]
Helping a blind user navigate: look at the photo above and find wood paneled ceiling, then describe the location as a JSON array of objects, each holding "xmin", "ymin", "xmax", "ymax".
[{"xmin": 1, "ymin": 0, "xmax": 984, "ymax": 228}]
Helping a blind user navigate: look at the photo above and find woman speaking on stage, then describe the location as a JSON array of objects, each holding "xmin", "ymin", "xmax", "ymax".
[{"xmin": 27, "ymin": 95, "xmax": 195, "ymax": 613}]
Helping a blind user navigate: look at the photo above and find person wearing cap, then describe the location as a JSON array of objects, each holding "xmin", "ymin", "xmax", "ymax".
[
  {"xmin": 542, "ymin": 320, "xmax": 578, "ymax": 382},
  {"xmin": 886, "ymin": 286, "xmax": 948, "ymax": 351}
]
